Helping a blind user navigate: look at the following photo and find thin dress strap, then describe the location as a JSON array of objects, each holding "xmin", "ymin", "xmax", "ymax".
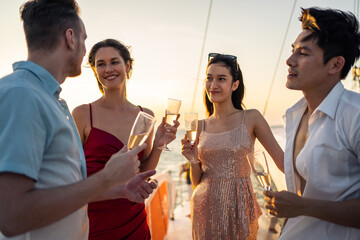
[
  {"xmin": 138, "ymin": 105, "xmax": 143, "ymax": 111},
  {"xmin": 241, "ymin": 110, "xmax": 246, "ymax": 124},
  {"xmin": 89, "ymin": 103, "xmax": 93, "ymax": 128}
]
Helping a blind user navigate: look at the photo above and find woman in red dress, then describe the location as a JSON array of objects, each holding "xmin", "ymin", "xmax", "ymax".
[{"xmin": 72, "ymin": 39, "xmax": 179, "ymax": 240}]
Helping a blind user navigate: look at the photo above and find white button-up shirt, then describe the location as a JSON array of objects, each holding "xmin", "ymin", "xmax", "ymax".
[{"xmin": 280, "ymin": 82, "xmax": 360, "ymax": 240}]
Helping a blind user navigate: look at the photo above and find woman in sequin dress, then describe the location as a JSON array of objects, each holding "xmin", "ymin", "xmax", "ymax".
[{"xmin": 181, "ymin": 53, "xmax": 284, "ymax": 240}]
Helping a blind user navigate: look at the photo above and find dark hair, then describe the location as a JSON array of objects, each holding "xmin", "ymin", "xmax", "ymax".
[
  {"xmin": 300, "ymin": 7, "xmax": 360, "ymax": 79},
  {"xmin": 88, "ymin": 39, "xmax": 134, "ymax": 95},
  {"xmin": 20, "ymin": 0, "xmax": 81, "ymax": 51},
  {"xmin": 204, "ymin": 54, "xmax": 245, "ymax": 117}
]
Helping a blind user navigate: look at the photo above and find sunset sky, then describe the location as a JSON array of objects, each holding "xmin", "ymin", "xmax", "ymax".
[{"xmin": 0, "ymin": 0, "xmax": 357, "ymax": 126}]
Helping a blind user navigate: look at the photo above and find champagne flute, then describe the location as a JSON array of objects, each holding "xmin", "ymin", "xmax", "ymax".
[
  {"xmin": 246, "ymin": 150, "xmax": 271, "ymax": 191},
  {"xmin": 184, "ymin": 113, "xmax": 199, "ymax": 163},
  {"xmin": 247, "ymin": 150, "xmax": 272, "ymax": 215},
  {"xmin": 164, "ymin": 98, "xmax": 181, "ymax": 151},
  {"xmin": 128, "ymin": 111, "xmax": 156, "ymax": 150}
]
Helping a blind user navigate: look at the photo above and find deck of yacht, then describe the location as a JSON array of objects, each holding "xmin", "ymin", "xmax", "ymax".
[{"xmin": 165, "ymin": 200, "xmax": 280, "ymax": 240}]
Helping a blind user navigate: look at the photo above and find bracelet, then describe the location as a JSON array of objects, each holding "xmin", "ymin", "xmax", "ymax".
[
  {"xmin": 156, "ymin": 145, "xmax": 164, "ymax": 150},
  {"xmin": 190, "ymin": 159, "xmax": 200, "ymax": 165}
]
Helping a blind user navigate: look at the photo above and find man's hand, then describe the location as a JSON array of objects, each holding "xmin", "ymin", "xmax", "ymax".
[
  {"xmin": 124, "ymin": 170, "xmax": 158, "ymax": 203},
  {"xmin": 264, "ymin": 190, "xmax": 305, "ymax": 218},
  {"xmin": 102, "ymin": 144, "xmax": 146, "ymax": 188}
]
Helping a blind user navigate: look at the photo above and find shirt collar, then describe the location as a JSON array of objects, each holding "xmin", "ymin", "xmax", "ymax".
[
  {"xmin": 286, "ymin": 81, "xmax": 345, "ymax": 120},
  {"xmin": 13, "ymin": 61, "xmax": 61, "ymax": 98},
  {"xmin": 286, "ymin": 96, "xmax": 307, "ymax": 115},
  {"xmin": 316, "ymin": 81, "xmax": 344, "ymax": 120}
]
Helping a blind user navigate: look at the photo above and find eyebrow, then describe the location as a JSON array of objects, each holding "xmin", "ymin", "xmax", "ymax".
[
  {"xmin": 96, "ymin": 57, "xmax": 120, "ymax": 63},
  {"xmin": 207, "ymin": 73, "xmax": 229, "ymax": 77},
  {"xmin": 291, "ymin": 44, "xmax": 312, "ymax": 52}
]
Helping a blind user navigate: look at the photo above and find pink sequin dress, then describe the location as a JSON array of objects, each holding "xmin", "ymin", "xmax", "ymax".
[{"xmin": 192, "ymin": 113, "xmax": 262, "ymax": 240}]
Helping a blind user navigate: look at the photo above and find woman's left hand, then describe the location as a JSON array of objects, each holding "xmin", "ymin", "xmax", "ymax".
[{"xmin": 153, "ymin": 116, "xmax": 180, "ymax": 149}]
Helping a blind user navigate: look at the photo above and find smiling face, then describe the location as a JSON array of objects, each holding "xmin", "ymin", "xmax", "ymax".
[
  {"xmin": 205, "ymin": 62, "xmax": 239, "ymax": 105},
  {"xmin": 93, "ymin": 47, "xmax": 130, "ymax": 93},
  {"xmin": 286, "ymin": 30, "xmax": 331, "ymax": 93}
]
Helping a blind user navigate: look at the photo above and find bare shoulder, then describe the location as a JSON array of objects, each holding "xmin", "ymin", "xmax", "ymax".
[
  {"xmin": 244, "ymin": 109, "xmax": 263, "ymax": 121},
  {"xmin": 72, "ymin": 104, "xmax": 92, "ymax": 132},
  {"xmin": 72, "ymin": 104, "xmax": 90, "ymax": 121},
  {"xmin": 142, "ymin": 107, "xmax": 155, "ymax": 117},
  {"xmin": 241, "ymin": 109, "xmax": 265, "ymax": 139}
]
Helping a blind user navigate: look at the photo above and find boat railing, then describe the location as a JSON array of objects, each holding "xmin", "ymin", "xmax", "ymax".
[{"xmin": 145, "ymin": 164, "xmax": 186, "ymax": 240}]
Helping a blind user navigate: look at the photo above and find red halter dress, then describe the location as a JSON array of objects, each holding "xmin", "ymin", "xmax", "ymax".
[{"xmin": 84, "ymin": 104, "xmax": 150, "ymax": 240}]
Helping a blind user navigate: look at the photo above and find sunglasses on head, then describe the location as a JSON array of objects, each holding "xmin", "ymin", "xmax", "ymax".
[
  {"xmin": 208, "ymin": 53, "xmax": 239, "ymax": 78},
  {"xmin": 208, "ymin": 53, "xmax": 237, "ymax": 62}
]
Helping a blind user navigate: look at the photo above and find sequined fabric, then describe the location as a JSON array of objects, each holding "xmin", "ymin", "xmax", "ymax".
[{"xmin": 192, "ymin": 123, "xmax": 262, "ymax": 240}]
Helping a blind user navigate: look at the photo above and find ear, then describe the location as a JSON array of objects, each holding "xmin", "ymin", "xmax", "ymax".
[
  {"xmin": 126, "ymin": 60, "xmax": 131, "ymax": 73},
  {"xmin": 65, "ymin": 28, "xmax": 76, "ymax": 50},
  {"xmin": 125, "ymin": 60, "xmax": 131, "ymax": 78},
  {"xmin": 232, "ymin": 80, "xmax": 239, "ymax": 91},
  {"xmin": 328, "ymin": 56, "xmax": 345, "ymax": 75}
]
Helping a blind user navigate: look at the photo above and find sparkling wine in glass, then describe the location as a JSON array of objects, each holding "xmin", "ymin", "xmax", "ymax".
[
  {"xmin": 128, "ymin": 111, "xmax": 156, "ymax": 150},
  {"xmin": 184, "ymin": 113, "xmax": 199, "ymax": 163},
  {"xmin": 246, "ymin": 150, "xmax": 271, "ymax": 191},
  {"xmin": 163, "ymin": 98, "xmax": 181, "ymax": 151},
  {"xmin": 165, "ymin": 113, "xmax": 179, "ymax": 126}
]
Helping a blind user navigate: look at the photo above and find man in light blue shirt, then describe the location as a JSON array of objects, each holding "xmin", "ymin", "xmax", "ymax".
[
  {"xmin": 264, "ymin": 7, "xmax": 360, "ymax": 239},
  {"xmin": 0, "ymin": 60, "xmax": 88, "ymax": 184},
  {"xmin": 0, "ymin": 1, "xmax": 151, "ymax": 239}
]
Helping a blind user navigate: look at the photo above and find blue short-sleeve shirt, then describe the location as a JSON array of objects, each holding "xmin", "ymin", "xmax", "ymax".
[
  {"xmin": 0, "ymin": 61, "xmax": 86, "ymax": 187},
  {"xmin": 0, "ymin": 61, "xmax": 88, "ymax": 240}
]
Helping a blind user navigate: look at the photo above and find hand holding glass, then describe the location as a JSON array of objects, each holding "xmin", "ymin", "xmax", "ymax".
[
  {"xmin": 184, "ymin": 113, "xmax": 199, "ymax": 163},
  {"xmin": 185, "ymin": 113, "xmax": 198, "ymax": 144},
  {"xmin": 128, "ymin": 111, "xmax": 156, "ymax": 150},
  {"xmin": 165, "ymin": 98, "xmax": 181, "ymax": 125},
  {"xmin": 164, "ymin": 98, "xmax": 181, "ymax": 151},
  {"xmin": 246, "ymin": 150, "xmax": 271, "ymax": 191}
]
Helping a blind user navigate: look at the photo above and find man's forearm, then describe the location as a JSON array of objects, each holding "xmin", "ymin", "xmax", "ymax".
[
  {"xmin": 0, "ymin": 171, "xmax": 110, "ymax": 237},
  {"xmin": 302, "ymin": 197, "xmax": 360, "ymax": 228},
  {"xmin": 92, "ymin": 184, "xmax": 127, "ymax": 202}
]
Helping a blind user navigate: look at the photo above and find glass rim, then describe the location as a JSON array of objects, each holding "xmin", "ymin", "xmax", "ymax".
[
  {"xmin": 246, "ymin": 149, "xmax": 265, "ymax": 156},
  {"xmin": 167, "ymin": 97, "xmax": 182, "ymax": 102},
  {"xmin": 246, "ymin": 150, "xmax": 270, "ymax": 171},
  {"xmin": 137, "ymin": 111, "xmax": 156, "ymax": 121}
]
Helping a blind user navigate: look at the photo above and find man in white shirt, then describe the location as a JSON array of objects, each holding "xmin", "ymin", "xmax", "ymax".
[{"xmin": 264, "ymin": 7, "xmax": 360, "ymax": 239}]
